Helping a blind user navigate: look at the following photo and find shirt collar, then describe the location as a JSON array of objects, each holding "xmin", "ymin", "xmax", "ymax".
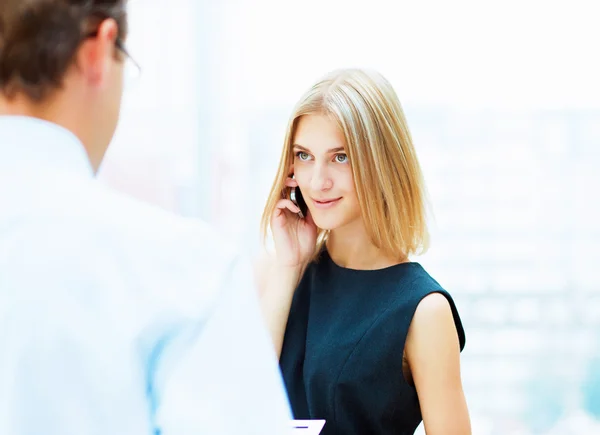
[{"xmin": 0, "ymin": 115, "xmax": 94, "ymax": 178}]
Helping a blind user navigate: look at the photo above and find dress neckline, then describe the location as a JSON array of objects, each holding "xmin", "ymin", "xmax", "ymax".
[{"xmin": 321, "ymin": 248, "xmax": 418, "ymax": 274}]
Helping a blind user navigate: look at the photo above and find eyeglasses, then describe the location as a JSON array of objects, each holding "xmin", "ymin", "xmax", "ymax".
[{"xmin": 84, "ymin": 31, "xmax": 141, "ymax": 87}]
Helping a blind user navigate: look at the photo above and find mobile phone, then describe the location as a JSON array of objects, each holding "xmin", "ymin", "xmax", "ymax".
[{"xmin": 290, "ymin": 185, "xmax": 308, "ymax": 219}]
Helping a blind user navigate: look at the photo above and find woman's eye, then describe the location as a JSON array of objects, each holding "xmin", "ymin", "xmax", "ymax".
[
  {"xmin": 335, "ymin": 154, "xmax": 348, "ymax": 163},
  {"xmin": 296, "ymin": 151, "xmax": 310, "ymax": 161}
]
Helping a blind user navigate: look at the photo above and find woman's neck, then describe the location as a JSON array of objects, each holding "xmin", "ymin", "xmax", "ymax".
[{"xmin": 326, "ymin": 220, "xmax": 407, "ymax": 270}]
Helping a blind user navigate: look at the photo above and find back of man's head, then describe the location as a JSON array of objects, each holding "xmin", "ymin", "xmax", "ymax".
[
  {"xmin": 0, "ymin": 0, "xmax": 128, "ymax": 101},
  {"xmin": 0, "ymin": 0, "xmax": 130, "ymax": 172}
]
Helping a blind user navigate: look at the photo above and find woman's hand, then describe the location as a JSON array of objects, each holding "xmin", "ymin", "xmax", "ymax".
[{"xmin": 270, "ymin": 175, "xmax": 317, "ymax": 268}]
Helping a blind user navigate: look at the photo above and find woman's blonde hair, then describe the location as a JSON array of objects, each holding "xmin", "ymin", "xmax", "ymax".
[{"xmin": 261, "ymin": 68, "xmax": 430, "ymax": 260}]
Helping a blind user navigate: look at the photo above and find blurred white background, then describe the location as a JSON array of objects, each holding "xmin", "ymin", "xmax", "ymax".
[{"xmin": 98, "ymin": 0, "xmax": 600, "ymax": 433}]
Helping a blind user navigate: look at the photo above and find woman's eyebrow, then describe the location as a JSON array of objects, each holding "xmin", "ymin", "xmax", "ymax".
[{"xmin": 293, "ymin": 144, "xmax": 345, "ymax": 153}]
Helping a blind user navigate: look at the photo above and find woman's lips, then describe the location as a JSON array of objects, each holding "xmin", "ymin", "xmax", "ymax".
[{"xmin": 312, "ymin": 197, "xmax": 342, "ymax": 209}]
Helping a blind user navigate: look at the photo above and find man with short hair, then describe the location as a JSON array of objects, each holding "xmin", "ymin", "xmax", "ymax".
[{"xmin": 0, "ymin": 1, "xmax": 292, "ymax": 433}]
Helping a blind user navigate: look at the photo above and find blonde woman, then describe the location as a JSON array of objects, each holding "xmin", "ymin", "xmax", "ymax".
[{"xmin": 257, "ymin": 69, "xmax": 470, "ymax": 435}]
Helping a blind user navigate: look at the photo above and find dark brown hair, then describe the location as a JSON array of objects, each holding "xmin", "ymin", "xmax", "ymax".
[{"xmin": 0, "ymin": 0, "xmax": 128, "ymax": 101}]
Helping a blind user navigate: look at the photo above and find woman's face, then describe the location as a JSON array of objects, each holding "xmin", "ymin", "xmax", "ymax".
[{"xmin": 292, "ymin": 114, "xmax": 362, "ymax": 231}]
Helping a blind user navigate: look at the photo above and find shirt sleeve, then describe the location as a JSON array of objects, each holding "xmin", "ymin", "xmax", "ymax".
[{"xmin": 154, "ymin": 254, "xmax": 293, "ymax": 435}]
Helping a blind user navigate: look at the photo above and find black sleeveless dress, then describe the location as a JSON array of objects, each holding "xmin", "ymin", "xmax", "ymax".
[{"xmin": 280, "ymin": 250, "xmax": 466, "ymax": 435}]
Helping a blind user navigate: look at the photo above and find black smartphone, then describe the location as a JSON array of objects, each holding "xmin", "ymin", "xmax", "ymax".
[{"xmin": 290, "ymin": 185, "xmax": 308, "ymax": 219}]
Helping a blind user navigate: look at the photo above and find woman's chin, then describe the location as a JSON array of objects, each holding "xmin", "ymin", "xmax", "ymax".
[
  {"xmin": 311, "ymin": 214, "xmax": 342, "ymax": 231},
  {"xmin": 311, "ymin": 209, "xmax": 363, "ymax": 234}
]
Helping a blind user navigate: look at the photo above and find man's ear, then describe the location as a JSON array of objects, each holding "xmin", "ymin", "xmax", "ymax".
[{"xmin": 75, "ymin": 18, "xmax": 119, "ymax": 87}]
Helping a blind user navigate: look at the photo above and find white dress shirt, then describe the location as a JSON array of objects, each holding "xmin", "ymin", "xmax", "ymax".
[{"xmin": 0, "ymin": 116, "xmax": 292, "ymax": 435}]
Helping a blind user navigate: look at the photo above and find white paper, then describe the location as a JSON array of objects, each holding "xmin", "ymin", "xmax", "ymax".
[{"xmin": 290, "ymin": 419, "xmax": 326, "ymax": 434}]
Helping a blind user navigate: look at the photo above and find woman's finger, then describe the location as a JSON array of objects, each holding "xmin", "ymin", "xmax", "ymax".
[{"xmin": 275, "ymin": 199, "xmax": 301, "ymax": 214}]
